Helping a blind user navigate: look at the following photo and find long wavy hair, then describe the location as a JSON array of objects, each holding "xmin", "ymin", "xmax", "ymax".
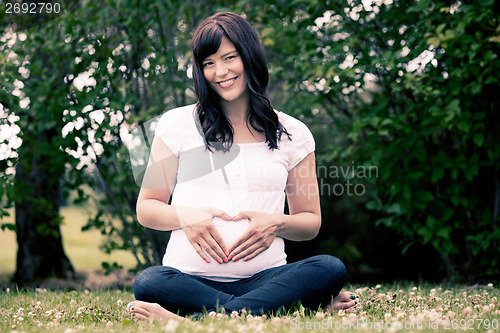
[{"xmin": 191, "ymin": 12, "xmax": 290, "ymax": 152}]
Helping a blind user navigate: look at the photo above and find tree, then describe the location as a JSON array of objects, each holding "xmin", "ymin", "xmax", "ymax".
[{"xmin": 1, "ymin": 7, "xmax": 78, "ymax": 284}]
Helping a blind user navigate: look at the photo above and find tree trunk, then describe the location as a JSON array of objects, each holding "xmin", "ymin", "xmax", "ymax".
[{"xmin": 13, "ymin": 133, "xmax": 74, "ymax": 285}]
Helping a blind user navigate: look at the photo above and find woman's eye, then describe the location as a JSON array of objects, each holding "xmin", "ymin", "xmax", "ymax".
[
  {"xmin": 226, "ymin": 55, "xmax": 237, "ymax": 61},
  {"xmin": 203, "ymin": 62, "xmax": 213, "ymax": 68}
]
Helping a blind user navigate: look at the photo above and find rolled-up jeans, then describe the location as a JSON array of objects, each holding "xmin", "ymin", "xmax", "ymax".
[{"xmin": 133, "ymin": 254, "xmax": 346, "ymax": 316}]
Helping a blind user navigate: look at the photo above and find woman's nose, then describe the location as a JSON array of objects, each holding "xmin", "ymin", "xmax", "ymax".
[{"xmin": 215, "ymin": 63, "xmax": 229, "ymax": 77}]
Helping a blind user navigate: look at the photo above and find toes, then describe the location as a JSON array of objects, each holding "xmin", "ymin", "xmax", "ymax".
[
  {"xmin": 335, "ymin": 291, "xmax": 355, "ymax": 302},
  {"xmin": 342, "ymin": 300, "xmax": 357, "ymax": 310}
]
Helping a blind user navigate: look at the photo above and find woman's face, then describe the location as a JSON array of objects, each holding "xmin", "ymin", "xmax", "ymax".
[{"xmin": 202, "ymin": 36, "xmax": 248, "ymax": 104}]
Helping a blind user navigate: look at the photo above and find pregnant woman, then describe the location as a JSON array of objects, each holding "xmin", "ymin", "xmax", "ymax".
[{"xmin": 127, "ymin": 11, "xmax": 356, "ymax": 321}]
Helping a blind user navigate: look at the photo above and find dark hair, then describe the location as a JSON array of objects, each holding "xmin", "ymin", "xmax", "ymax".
[{"xmin": 191, "ymin": 12, "xmax": 290, "ymax": 152}]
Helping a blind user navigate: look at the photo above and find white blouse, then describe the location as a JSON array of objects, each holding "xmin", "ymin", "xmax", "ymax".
[{"xmin": 155, "ymin": 104, "xmax": 315, "ymax": 281}]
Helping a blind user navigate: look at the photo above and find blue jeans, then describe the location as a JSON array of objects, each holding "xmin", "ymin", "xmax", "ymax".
[{"xmin": 133, "ymin": 254, "xmax": 346, "ymax": 316}]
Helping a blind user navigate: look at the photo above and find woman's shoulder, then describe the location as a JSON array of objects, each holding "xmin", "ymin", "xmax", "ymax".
[
  {"xmin": 156, "ymin": 104, "xmax": 197, "ymax": 130},
  {"xmin": 159, "ymin": 104, "xmax": 197, "ymax": 122},
  {"xmin": 275, "ymin": 110, "xmax": 312, "ymax": 136}
]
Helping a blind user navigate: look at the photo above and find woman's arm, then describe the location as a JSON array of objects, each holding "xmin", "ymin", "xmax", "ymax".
[
  {"xmin": 136, "ymin": 137, "xmax": 231, "ymax": 263},
  {"xmin": 277, "ymin": 151, "xmax": 322, "ymax": 240},
  {"xmin": 136, "ymin": 136, "xmax": 181, "ymax": 231}
]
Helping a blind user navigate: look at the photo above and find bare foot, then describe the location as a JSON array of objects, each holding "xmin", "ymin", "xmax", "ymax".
[
  {"xmin": 127, "ymin": 300, "xmax": 185, "ymax": 322},
  {"xmin": 323, "ymin": 291, "xmax": 357, "ymax": 313}
]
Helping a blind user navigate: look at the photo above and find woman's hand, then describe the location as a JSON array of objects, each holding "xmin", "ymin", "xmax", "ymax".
[
  {"xmin": 227, "ymin": 211, "xmax": 282, "ymax": 262},
  {"xmin": 181, "ymin": 207, "xmax": 232, "ymax": 264}
]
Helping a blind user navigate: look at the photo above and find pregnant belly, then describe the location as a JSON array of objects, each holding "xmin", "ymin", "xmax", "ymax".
[{"xmin": 162, "ymin": 217, "xmax": 286, "ymax": 281}]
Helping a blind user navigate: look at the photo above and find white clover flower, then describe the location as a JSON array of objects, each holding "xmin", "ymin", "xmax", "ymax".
[
  {"xmin": 315, "ymin": 311, "xmax": 325, "ymax": 318},
  {"xmin": 164, "ymin": 319, "xmax": 180, "ymax": 332},
  {"xmin": 117, "ymin": 299, "xmax": 123, "ymax": 306},
  {"xmin": 462, "ymin": 306, "xmax": 472, "ymax": 317}
]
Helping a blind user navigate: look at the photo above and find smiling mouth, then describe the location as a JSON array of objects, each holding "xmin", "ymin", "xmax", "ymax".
[{"xmin": 217, "ymin": 77, "xmax": 237, "ymax": 88}]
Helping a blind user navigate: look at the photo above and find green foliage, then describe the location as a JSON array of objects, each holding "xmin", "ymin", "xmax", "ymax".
[
  {"xmin": 260, "ymin": 0, "xmax": 500, "ymax": 280},
  {"xmin": 237, "ymin": 0, "xmax": 500, "ymax": 280}
]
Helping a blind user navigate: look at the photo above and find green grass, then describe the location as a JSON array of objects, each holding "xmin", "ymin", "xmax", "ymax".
[
  {"xmin": 1, "ymin": 284, "xmax": 499, "ymax": 332},
  {"xmin": 0, "ymin": 205, "xmax": 136, "ymax": 276}
]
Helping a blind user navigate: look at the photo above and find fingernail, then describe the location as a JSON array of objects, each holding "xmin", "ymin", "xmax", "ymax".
[
  {"xmin": 232, "ymin": 256, "xmax": 238, "ymax": 261},
  {"xmin": 228, "ymin": 255, "xmax": 233, "ymax": 261},
  {"xmin": 131, "ymin": 307, "xmax": 134, "ymax": 311},
  {"xmin": 132, "ymin": 313, "xmax": 135, "ymax": 317},
  {"xmin": 223, "ymin": 258, "xmax": 228, "ymax": 263},
  {"xmin": 205, "ymin": 258, "xmax": 210, "ymax": 263},
  {"xmin": 350, "ymin": 294, "xmax": 356, "ymax": 300},
  {"xmin": 244, "ymin": 257, "xmax": 248, "ymax": 261},
  {"xmin": 217, "ymin": 259, "xmax": 222, "ymax": 264},
  {"xmin": 355, "ymin": 301, "xmax": 357, "ymax": 304},
  {"xmin": 224, "ymin": 251, "xmax": 229, "ymax": 256}
]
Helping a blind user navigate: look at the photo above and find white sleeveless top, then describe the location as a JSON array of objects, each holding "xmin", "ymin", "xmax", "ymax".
[{"xmin": 155, "ymin": 104, "xmax": 315, "ymax": 281}]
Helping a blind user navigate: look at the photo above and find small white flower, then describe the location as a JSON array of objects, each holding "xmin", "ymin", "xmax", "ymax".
[
  {"xmin": 462, "ymin": 306, "xmax": 472, "ymax": 317},
  {"xmin": 165, "ymin": 320, "xmax": 179, "ymax": 332},
  {"xmin": 117, "ymin": 299, "xmax": 123, "ymax": 306},
  {"xmin": 315, "ymin": 311, "xmax": 325, "ymax": 318},
  {"xmin": 208, "ymin": 311, "xmax": 216, "ymax": 319}
]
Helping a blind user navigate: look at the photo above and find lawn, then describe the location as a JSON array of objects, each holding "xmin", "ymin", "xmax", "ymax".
[{"xmin": 1, "ymin": 284, "xmax": 499, "ymax": 332}]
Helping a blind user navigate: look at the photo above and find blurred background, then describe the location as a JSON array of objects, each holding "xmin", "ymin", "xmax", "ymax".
[{"xmin": 1, "ymin": 0, "xmax": 499, "ymax": 286}]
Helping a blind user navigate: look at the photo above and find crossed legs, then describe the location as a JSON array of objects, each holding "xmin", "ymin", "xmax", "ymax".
[{"xmin": 127, "ymin": 255, "xmax": 354, "ymax": 321}]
